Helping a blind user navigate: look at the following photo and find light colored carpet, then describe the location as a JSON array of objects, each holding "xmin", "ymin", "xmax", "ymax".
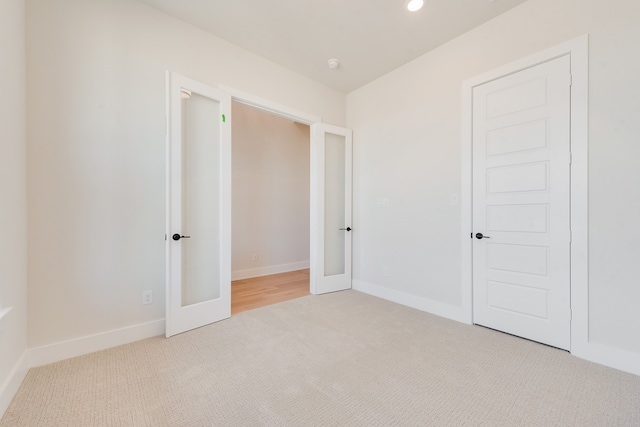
[{"xmin": 2, "ymin": 290, "xmax": 639, "ymax": 426}]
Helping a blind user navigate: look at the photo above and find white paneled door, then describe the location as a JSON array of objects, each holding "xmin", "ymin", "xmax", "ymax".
[
  {"xmin": 472, "ymin": 55, "xmax": 571, "ymax": 350},
  {"xmin": 311, "ymin": 124, "xmax": 353, "ymax": 294},
  {"xmin": 166, "ymin": 72, "xmax": 231, "ymax": 337}
]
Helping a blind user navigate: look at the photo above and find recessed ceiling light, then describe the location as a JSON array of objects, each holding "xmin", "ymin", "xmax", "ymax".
[
  {"xmin": 407, "ymin": 0, "xmax": 424, "ymax": 12},
  {"xmin": 328, "ymin": 58, "xmax": 340, "ymax": 69}
]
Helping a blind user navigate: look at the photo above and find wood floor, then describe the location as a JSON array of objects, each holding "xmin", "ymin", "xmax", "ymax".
[{"xmin": 231, "ymin": 269, "xmax": 310, "ymax": 314}]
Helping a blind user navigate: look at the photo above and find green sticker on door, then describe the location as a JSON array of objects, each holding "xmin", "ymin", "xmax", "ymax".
[{"xmin": 222, "ymin": 114, "xmax": 226, "ymax": 123}]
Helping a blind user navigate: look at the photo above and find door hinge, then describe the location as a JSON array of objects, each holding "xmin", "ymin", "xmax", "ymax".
[
  {"xmin": 569, "ymin": 152, "xmax": 573, "ymax": 165},
  {"xmin": 568, "ymin": 309, "xmax": 572, "ymax": 321},
  {"xmin": 165, "ymin": 234, "xmax": 167, "ymax": 241},
  {"xmin": 569, "ymin": 230, "xmax": 572, "ymax": 243},
  {"xmin": 568, "ymin": 74, "xmax": 573, "ymax": 87}
]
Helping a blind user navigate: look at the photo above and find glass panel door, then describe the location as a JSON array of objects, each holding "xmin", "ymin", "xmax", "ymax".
[
  {"xmin": 310, "ymin": 123, "xmax": 352, "ymax": 294},
  {"xmin": 166, "ymin": 72, "xmax": 231, "ymax": 337},
  {"xmin": 181, "ymin": 92, "xmax": 221, "ymax": 306},
  {"xmin": 324, "ymin": 132, "xmax": 346, "ymax": 277}
]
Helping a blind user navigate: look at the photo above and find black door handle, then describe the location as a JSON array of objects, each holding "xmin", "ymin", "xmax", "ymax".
[
  {"xmin": 475, "ymin": 233, "xmax": 490, "ymax": 239},
  {"xmin": 172, "ymin": 233, "xmax": 191, "ymax": 241},
  {"xmin": 339, "ymin": 227, "xmax": 352, "ymax": 232}
]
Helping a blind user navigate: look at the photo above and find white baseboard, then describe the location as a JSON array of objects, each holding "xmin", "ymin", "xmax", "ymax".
[
  {"xmin": 29, "ymin": 319, "xmax": 165, "ymax": 367},
  {"xmin": 353, "ymin": 281, "xmax": 640, "ymax": 377},
  {"xmin": 232, "ymin": 261, "xmax": 310, "ymax": 281},
  {"xmin": 0, "ymin": 351, "xmax": 30, "ymax": 420},
  {"xmin": 352, "ymin": 279, "xmax": 468, "ymax": 324},
  {"xmin": 572, "ymin": 341, "xmax": 640, "ymax": 377}
]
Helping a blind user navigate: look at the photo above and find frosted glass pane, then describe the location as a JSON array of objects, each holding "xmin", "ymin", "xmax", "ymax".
[
  {"xmin": 324, "ymin": 133, "xmax": 346, "ymax": 277},
  {"xmin": 181, "ymin": 93, "xmax": 221, "ymax": 306}
]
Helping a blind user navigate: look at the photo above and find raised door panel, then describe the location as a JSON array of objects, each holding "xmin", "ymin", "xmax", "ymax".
[{"xmin": 472, "ymin": 55, "xmax": 571, "ymax": 350}]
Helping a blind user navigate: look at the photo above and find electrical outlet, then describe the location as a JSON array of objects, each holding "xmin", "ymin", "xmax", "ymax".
[
  {"xmin": 383, "ymin": 267, "xmax": 390, "ymax": 277},
  {"xmin": 142, "ymin": 290, "xmax": 153, "ymax": 305},
  {"xmin": 251, "ymin": 253, "xmax": 258, "ymax": 261}
]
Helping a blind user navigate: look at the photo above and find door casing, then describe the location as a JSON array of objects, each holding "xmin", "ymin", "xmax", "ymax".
[{"xmin": 460, "ymin": 35, "xmax": 589, "ymax": 355}]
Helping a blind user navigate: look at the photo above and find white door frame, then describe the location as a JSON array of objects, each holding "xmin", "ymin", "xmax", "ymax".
[
  {"xmin": 219, "ymin": 86, "xmax": 321, "ymax": 126},
  {"xmin": 460, "ymin": 35, "xmax": 589, "ymax": 354}
]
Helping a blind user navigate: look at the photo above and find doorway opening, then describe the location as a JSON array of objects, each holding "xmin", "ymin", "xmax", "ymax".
[
  {"xmin": 166, "ymin": 76, "xmax": 353, "ymax": 336},
  {"xmin": 230, "ymin": 101, "xmax": 311, "ymax": 313}
]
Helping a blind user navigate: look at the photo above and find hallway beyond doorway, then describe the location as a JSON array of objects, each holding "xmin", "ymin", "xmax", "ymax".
[{"xmin": 231, "ymin": 269, "xmax": 310, "ymax": 314}]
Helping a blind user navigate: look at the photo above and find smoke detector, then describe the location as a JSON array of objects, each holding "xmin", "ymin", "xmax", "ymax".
[{"xmin": 328, "ymin": 58, "xmax": 340, "ymax": 69}]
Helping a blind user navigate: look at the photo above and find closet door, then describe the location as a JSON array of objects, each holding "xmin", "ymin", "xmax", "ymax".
[{"xmin": 472, "ymin": 56, "xmax": 571, "ymax": 350}]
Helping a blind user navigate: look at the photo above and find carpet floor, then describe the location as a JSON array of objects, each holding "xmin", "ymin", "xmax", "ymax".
[{"xmin": 2, "ymin": 290, "xmax": 639, "ymax": 426}]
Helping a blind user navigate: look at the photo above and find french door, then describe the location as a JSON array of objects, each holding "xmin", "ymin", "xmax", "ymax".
[
  {"xmin": 310, "ymin": 123, "xmax": 353, "ymax": 294},
  {"xmin": 166, "ymin": 74, "xmax": 354, "ymax": 334},
  {"xmin": 165, "ymin": 72, "xmax": 231, "ymax": 337}
]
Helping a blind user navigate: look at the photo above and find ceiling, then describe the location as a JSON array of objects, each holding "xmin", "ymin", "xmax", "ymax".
[{"xmin": 137, "ymin": 0, "xmax": 528, "ymax": 93}]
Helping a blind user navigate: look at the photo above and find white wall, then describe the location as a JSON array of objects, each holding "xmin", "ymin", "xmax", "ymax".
[
  {"xmin": 21, "ymin": 0, "xmax": 640, "ymax": 377},
  {"xmin": 26, "ymin": 0, "xmax": 345, "ymax": 350},
  {"xmin": 231, "ymin": 102, "xmax": 310, "ymax": 279},
  {"xmin": 0, "ymin": 0, "xmax": 29, "ymax": 415},
  {"xmin": 348, "ymin": 0, "xmax": 640, "ymax": 365}
]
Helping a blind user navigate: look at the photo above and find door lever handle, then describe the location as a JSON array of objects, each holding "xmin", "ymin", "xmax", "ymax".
[
  {"xmin": 339, "ymin": 227, "xmax": 352, "ymax": 232},
  {"xmin": 475, "ymin": 233, "xmax": 490, "ymax": 239},
  {"xmin": 172, "ymin": 234, "xmax": 191, "ymax": 241}
]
